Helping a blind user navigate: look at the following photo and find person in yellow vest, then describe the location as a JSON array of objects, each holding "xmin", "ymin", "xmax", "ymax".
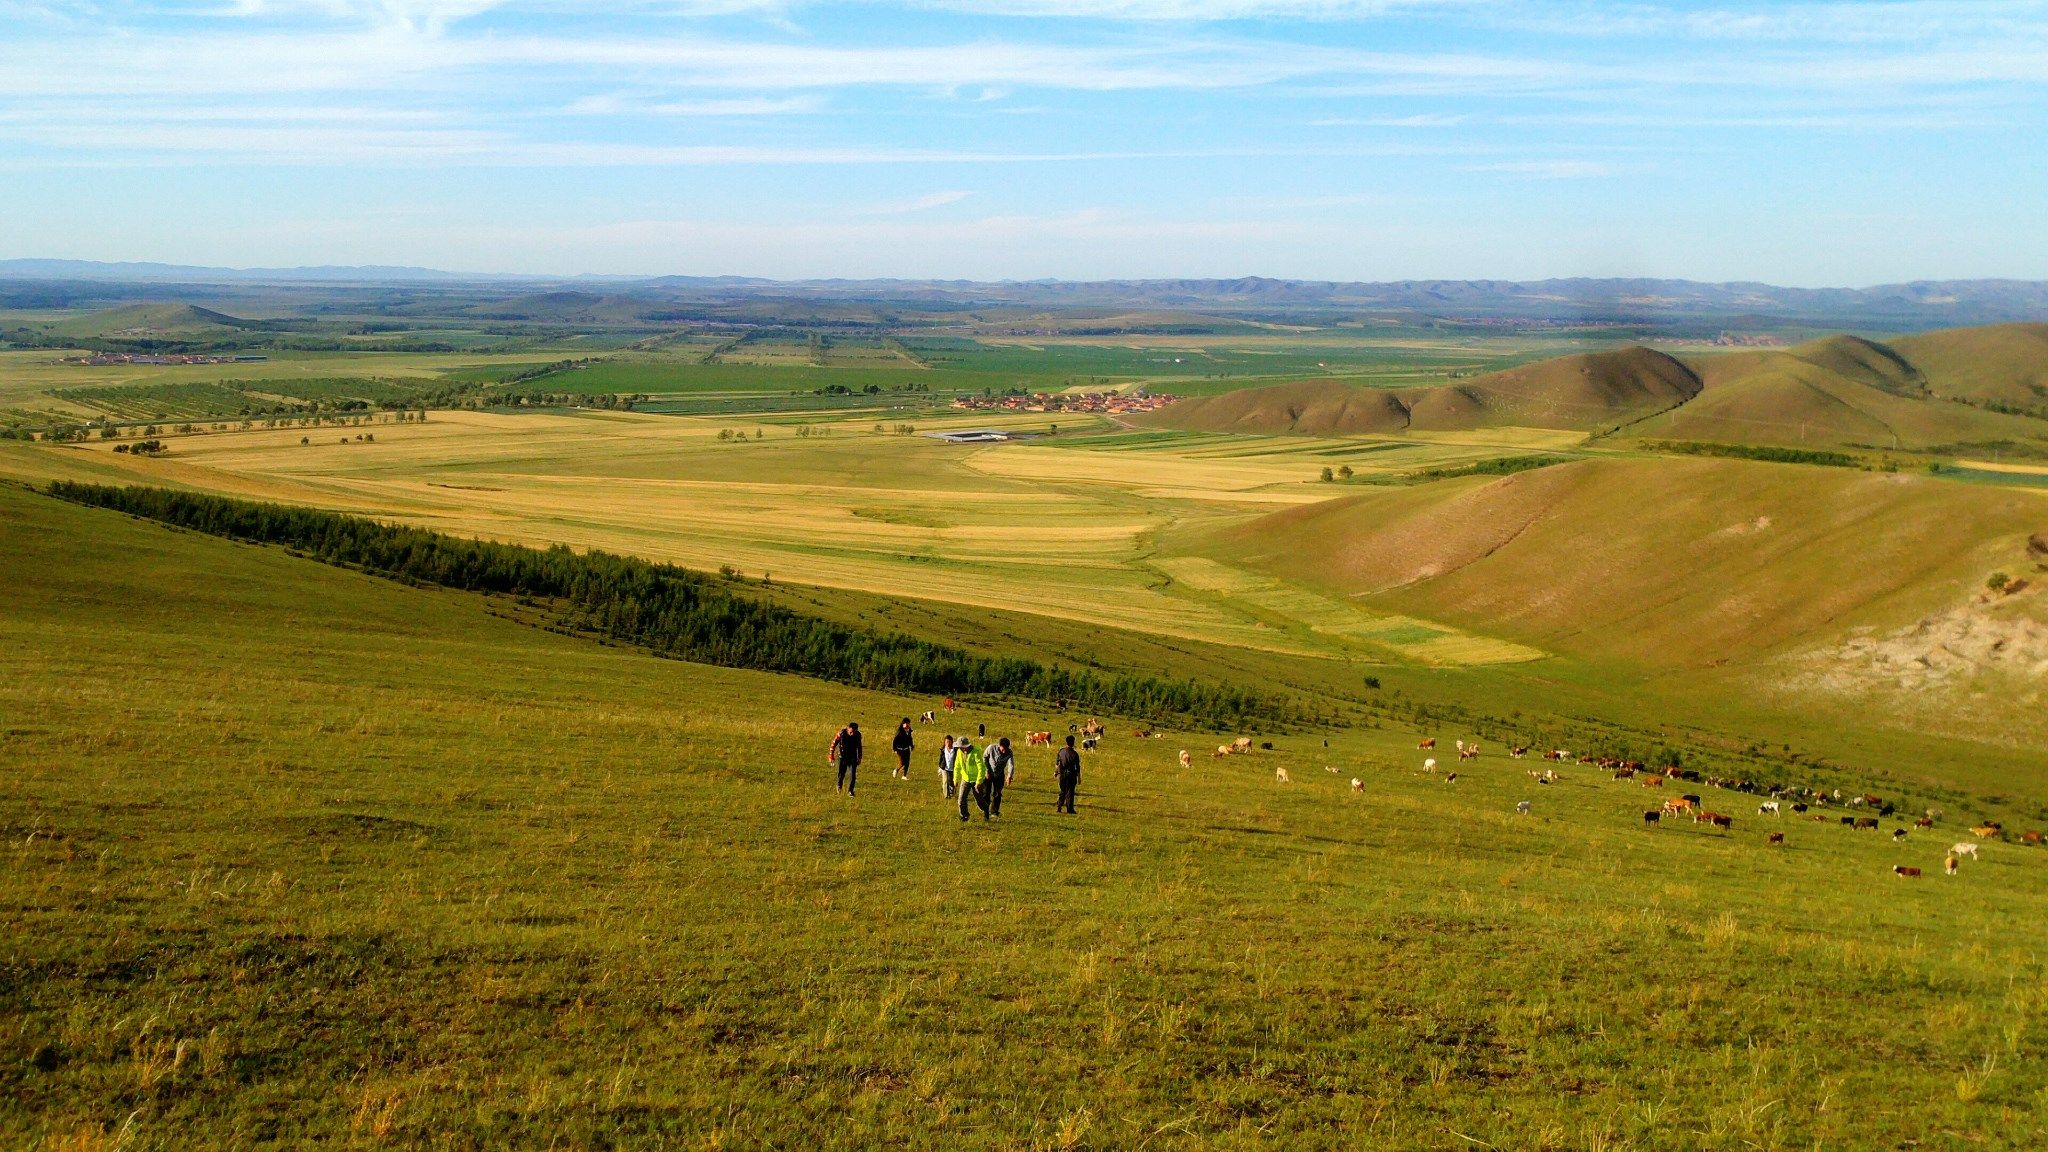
[{"xmin": 954, "ymin": 738, "xmax": 989, "ymax": 822}]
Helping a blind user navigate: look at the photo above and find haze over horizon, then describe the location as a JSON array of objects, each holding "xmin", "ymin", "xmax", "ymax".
[{"xmin": 4, "ymin": 0, "xmax": 2046, "ymax": 284}]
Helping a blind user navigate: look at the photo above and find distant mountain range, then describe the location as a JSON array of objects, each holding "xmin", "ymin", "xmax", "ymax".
[{"xmin": 3, "ymin": 260, "xmax": 2046, "ymax": 327}]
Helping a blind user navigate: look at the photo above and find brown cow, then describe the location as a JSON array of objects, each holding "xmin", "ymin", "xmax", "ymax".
[
  {"xmin": 1663, "ymin": 797, "xmax": 1694, "ymax": 815},
  {"xmin": 1855, "ymin": 817, "xmax": 1880, "ymax": 830},
  {"xmin": 1642, "ymin": 774, "xmax": 1665, "ymax": 788},
  {"xmin": 1893, "ymin": 865, "xmax": 1922, "ymax": 878},
  {"xmin": 1418, "ymin": 738, "xmax": 1436, "ymax": 750},
  {"xmin": 1972, "ymin": 824, "xmax": 2003, "ymax": 839},
  {"xmin": 1026, "ymin": 731, "xmax": 1053, "ymax": 747},
  {"xmin": 1767, "ymin": 832, "xmax": 1785, "ymax": 844},
  {"xmin": 1695, "ymin": 811, "xmax": 1732, "ymax": 829},
  {"xmin": 2024, "ymin": 831, "xmax": 2045, "ymax": 846}
]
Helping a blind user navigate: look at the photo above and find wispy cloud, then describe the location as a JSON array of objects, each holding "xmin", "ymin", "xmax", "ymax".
[
  {"xmin": 563, "ymin": 93, "xmax": 824, "ymax": 115},
  {"xmin": 861, "ymin": 189, "xmax": 977, "ymax": 213},
  {"xmin": 1469, "ymin": 159, "xmax": 1611, "ymax": 178}
]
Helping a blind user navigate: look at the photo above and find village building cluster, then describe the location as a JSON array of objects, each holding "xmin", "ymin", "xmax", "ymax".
[
  {"xmin": 949, "ymin": 389, "xmax": 1177, "ymax": 415},
  {"xmin": 64, "ymin": 353, "xmax": 268, "ymax": 366}
]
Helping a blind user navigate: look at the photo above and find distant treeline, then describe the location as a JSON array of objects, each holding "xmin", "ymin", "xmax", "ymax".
[
  {"xmin": 1645, "ymin": 441, "xmax": 1863, "ymax": 468},
  {"xmin": 47, "ymin": 483, "xmax": 1307, "ymax": 730},
  {"xmin": 1359, "ymin": 454, "xmax": 1575, "ymax": 486}
]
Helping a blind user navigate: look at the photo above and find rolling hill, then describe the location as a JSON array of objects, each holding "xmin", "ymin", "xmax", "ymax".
[
  {"xmin": 1145, "ymin": 346, "xmax": 1700, "ymax": 436},
  {"xmin": 44, "ymin": 302, "xmax": 259, "ymax": 341},
  {"xmin": 1892, "ymin": 321, "xmax": 2048, "ymax": 411},
  {"xmin": 1152, "ymin": 323, "xmax": 2048, "ymax": 452},
  {"xmin": 1208, "ymin": 456, "xmax": 2047, "ymax": 671}
]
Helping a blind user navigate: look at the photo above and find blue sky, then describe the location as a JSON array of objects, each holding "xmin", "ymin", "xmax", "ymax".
[{"xmin": 2, "ymin": 0, "xmax": 2045, "ymax": 282}]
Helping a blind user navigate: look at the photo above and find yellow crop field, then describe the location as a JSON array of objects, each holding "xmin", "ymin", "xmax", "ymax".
[{"xmin": 7, "ymin": 409, "xmax": 1561, "ymax": 667}]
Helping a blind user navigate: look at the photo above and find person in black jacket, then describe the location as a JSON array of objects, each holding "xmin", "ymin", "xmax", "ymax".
[
  {"xmin": 829, "ymin": 722, "xmax": 863, "ymax": 796},
  {"xmin": 1054, "ymin": 735, "xmax": 1081, "ymax": 814},
  {"xmin": 891, "ymin": 718, "xmax": 915, "ymax": 779}
]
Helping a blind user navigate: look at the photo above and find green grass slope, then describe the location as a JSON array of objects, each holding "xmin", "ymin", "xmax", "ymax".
[
  {"xmin": 1893, "ymin": 322, "xmax": 2048, "ymax": 410},
  {"xmin": 1626, "ymin": 333, "xmax": 2048, "ymax": 450},
  {"xmin": 1148, "ymin": 347, "xmax": 1698, "ymax": 435},
  {"xmin": 8, "ymin": 482, "xmax": 2048, "ymax": 1147},
  {"xmin": 1212, "ymin": 456, "xmax": 2046, "ymax": 668},
  {"xmin": 46, "ymin": 303, "xmax": 257, "ymax": 340},
  {"xmin": 1150, "ymin": 326, "xmax": 2048, "ymax": 452}
]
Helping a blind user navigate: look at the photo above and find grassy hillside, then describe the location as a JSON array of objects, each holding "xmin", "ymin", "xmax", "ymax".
[
  {"xmin": 45, "ymin": 303, "xmax": 257, "ymax": 341},
  {"xmin": 1151, "ymin": 326, "xmax": 2048, "ymax": 453},
  {"xmin": 1893, "ymin": 322, "xmax": 2048, "ymax": 411},
  {"xmin": 1211, "ymin": 457, "xmax": 2047, "ymax": 670},
  {"xmin": 1620, "ymin": 335, "xmax": 2047, "ymax": 451},
  {"xmin": 7, "ymin": 482, "xmax": 2048, "ymax": 1148},
  {"xmin": 1146, "ymin": 347, "xmax": 1698, "ymax": 436}
]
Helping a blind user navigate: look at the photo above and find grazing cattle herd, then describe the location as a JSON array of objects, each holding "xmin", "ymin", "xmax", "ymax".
[
  {"xmin": 1202, "ymin": 725, "xmax": 2034, "ymax": 880},
  {"xmin": 906, "ymin": 702, "xmax": 2034, "ymax": 882}
]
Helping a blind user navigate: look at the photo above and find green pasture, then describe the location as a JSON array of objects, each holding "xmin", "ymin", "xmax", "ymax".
[{"xmin": 6, "ymin": 484, "xmax": 2048, "ymax": 1149}]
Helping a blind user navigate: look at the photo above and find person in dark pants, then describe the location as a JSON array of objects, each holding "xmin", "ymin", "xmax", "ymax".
[
  {"xmin": 983, "ymin": 737, "xmax": 1014, "ymax": 817},
  {"xmin": 954, "ymin": 739, "xmax": 989, "ymax": 821},
  {"xmin": 892, "ymin": 718, "xmax": 915, "ymax": 780},
  {"xmin": 1054, "ymin": 735, "xmax": 1082, "ymax": 814},
  {"xmin": 829, "ymin": 721, "xmax": 863, "ymax": 796}
]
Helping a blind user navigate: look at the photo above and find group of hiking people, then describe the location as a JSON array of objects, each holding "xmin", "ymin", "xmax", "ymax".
[{"xmin": 827, "ymin": 717, "xmax": 1082, "ymax": 819}]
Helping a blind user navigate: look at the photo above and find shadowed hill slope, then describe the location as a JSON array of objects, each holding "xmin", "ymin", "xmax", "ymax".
[
  {"xmin": 1147, "ymin": 346, "xmax": 1699, "ymax": 435},
  {"xmin": 1209, "ymin": 457, "xmax": 2047, "ymax": 668}
]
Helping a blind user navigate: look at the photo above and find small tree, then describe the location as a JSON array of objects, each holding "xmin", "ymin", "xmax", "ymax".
[
  {"xmin": 1319, "ymin": 467, "xmax": 1335, "ymax": 482},
  {"xmin": 1988, "ymin": 572, "xmax": 2012, "ymax": 594},
  {"xmin": 300, "ymin": 436, "xmax": 310, "ymax": 445},
  {"xmin": 1337, "ymin": 465, "xmax": 1354, "ymax": 479}
]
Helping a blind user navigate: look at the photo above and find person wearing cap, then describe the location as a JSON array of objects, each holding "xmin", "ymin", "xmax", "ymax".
[
  {"xmin": 983, "ymin": 736, "xmax": 1015, "ymax": 817},
  {"xmin": 829, "ymin": 721, "xmax": 863, "ymax": 797},
  {"xmin": 953, "ymin": 737, "xmax": 989, "ymax": 821}
]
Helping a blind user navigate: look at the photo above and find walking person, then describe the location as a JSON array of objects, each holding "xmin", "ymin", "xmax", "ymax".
[
  {"xmin": 938, "ymin": 734, "xmax": 957, "ymax": 798},
  {"xmin": 983, "ymin": 737, "xmax": 1014, "ymax": 818},
  {"xmin": 954, "ymin": 737, "xmax": 989, "ymax": 821},
  {"xmin": 830, "ymin": 721, "xmax": 863, "ymax": 797},
  {"xmin": 1054, "ymin": 734, "xmax": 1082, "ymax": 814},
  {"xmin": 892, "ymin": 718, "xmax": 915, "ymax": 780}
]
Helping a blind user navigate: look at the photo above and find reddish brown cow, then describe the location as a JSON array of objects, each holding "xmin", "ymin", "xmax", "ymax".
[
  {"xmin": 1767, "ymin": 832, "xmax": 1785, "ymax": 844},
  {"xmin": 1894, "ymin": 865, "xmax": 1922, "ymax": 878},
  {"xmin": 2024, "ymin": 831, "xmax": 2045, "ymax": 845},
  {"xmin": 1418, "ymin": 738, "xmax": 1436, "ymax": 750}
]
